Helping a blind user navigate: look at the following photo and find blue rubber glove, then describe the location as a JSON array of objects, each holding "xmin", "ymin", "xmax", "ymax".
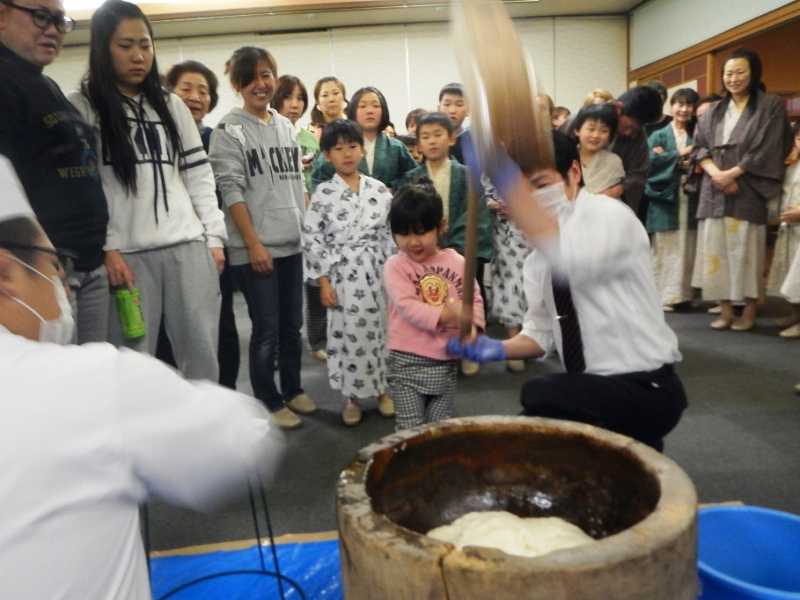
[
  {"xmin": 461, "ymin": 131, "xmax": 524, "ymax": 201},
  {"xmin": 446, "ymin": 335, "xmax": 507, "ymax": 363}
]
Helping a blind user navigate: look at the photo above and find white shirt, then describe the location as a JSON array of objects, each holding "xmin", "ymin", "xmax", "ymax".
[
  {"xmin": 426, "ymin": 159, "xmax": 452, "ymax": 220},
  {"xmin": 521, "ymin": 189, "xmax": 681, "ymax": 375},
  {"xmin": 0, "ymin": 329, "xmax": 281, "ymax": 599},
  {"xmin": 722, "ymin": 100, "xmax": 743, "ymax": 145},
  {"xmin": 364, "ymin": 136, "xmax": 376, "ymax": 175}
]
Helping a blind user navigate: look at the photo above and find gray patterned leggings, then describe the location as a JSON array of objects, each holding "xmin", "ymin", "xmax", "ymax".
[{"xmin": 388, "ymin": 351, "xmax": 458, "ymax": 430}]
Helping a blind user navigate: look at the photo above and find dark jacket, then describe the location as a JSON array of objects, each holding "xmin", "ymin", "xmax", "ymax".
[
  {"xmin": 0, "ymin": 44, "xmax": 108, "ymax": 272},
  {"xmin": 693, "ymin": 91, "xmax": 792, "ymax": 225},
  {"xmin": 310, "ymin": 132, "xmax": 417, "ymax": 192}
]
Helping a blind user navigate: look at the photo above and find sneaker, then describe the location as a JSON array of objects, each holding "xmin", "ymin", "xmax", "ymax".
[
  {"xmin": 506, "ymin": 359, "xmax": 526, "ymax": 373},
  {"xmin": 311, "ymin": 349, "xmax": 328, "ymax": 361},
  {"xmin": 377, "ymin": 393, "xmax": 395, "ymax": 417},
  {"xmin": 707, "ymin": 305, "xmax": 722, "ymax": 315},
  {"xmin": 461, "ymin": 359, "xmax": 480, "ymax": 377},
  {"xmin": 779, "ymin": 323, "xmax": 800, "ymax": 338},
  {"xmin": 287, "ymin": 392, "xmax": 318, "ymax": 415},
  {"xmin": 342, "ymin": 400, "xmax": 362, "ymax": 426},
  {"xmin": 271, "ymin": 407, "xmax": 302, "ymax": 430}
]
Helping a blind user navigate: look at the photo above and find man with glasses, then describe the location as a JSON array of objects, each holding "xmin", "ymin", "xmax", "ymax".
[{"xmin": 0, "ymin": 0, "xmax": 110, "ymax": 344}]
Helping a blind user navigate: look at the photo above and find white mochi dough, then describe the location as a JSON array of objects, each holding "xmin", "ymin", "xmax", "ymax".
[{"xmin": 427, "ymin": 511, "xmax": 595, "ymax": 558}]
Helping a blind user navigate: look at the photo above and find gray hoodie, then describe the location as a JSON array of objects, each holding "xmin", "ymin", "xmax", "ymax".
[{"xmin": 209, "ymin": 107, "xmax": 305, "ymax": 264}]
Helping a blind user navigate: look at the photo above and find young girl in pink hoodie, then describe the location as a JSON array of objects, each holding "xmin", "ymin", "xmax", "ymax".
[{"xmin": 384, "ymin": 180, "xmax": 485, "ymax": 430}]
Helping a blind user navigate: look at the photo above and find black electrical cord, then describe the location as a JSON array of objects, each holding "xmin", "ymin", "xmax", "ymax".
[{"xmin": 146, "ymin": 480, "xmax": 308, "ymax": 600}]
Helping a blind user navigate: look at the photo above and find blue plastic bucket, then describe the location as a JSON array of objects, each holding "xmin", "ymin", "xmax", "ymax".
[{"xmin": 698, "ymin": 506, "xmax": 800, "ymax": 599}]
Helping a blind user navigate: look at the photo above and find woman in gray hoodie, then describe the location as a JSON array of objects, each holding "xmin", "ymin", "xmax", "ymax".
[{"xmin": 209, "ymin": 46, "xmax": 314, "ymax": 430}]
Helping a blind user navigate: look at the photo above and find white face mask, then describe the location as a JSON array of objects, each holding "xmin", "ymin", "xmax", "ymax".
[
  {"xmin": 5, "ymin": 256, "xmax": 75, "ymax": 345},
  {"xmin": 536, "ymin": 181, "xmax": 570, "ymax": 216}
]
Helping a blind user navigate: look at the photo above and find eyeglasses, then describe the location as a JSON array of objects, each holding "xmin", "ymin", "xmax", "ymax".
[
  {"xmin": 2, "ymin": 0, "xmax": 75, "ymax": 33},
  {"xmin": 0, "ymin": 243, "xmax": 77, "ymax": 279}
]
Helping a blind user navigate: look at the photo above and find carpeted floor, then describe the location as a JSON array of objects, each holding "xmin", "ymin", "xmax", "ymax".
[{"xmin": 147, "ymin": 296, "xmax": 800, "ymax": 551}]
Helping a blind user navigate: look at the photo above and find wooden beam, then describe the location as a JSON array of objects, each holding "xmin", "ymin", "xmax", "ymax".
[{"xmin": 628, "ymin": 0, "xmax": 800, "ymax": 83}]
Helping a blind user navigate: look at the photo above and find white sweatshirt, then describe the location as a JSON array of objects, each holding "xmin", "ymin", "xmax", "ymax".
[{"xmin": 69, "ymin": 90, "xmax": 226, "ymax": 253}]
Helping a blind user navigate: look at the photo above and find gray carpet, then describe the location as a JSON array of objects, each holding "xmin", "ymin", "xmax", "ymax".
[{"xmin": 148, "ymin": 296, "xmax": 800, "ymax": 551}]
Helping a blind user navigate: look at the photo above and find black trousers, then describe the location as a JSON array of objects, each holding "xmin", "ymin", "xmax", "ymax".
[
  {"xmin": 155, "ymin": 253, "xmax": 240, "ymax": 389},
  {"xmin": 519, "ymin": 365, "xmax": 687, "ymax": 452}
]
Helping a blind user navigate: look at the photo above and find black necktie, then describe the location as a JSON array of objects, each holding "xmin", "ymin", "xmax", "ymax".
[{"xmin": 551, "ymin": 276, "xmax": 586, "ymax": 373}]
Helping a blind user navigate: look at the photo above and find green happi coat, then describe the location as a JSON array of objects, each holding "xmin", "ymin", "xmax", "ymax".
[{"xmin": 645, "ymin": 125, "xmax": 698, "ymax": 233}]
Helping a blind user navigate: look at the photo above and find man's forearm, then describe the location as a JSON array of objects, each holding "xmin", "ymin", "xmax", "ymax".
[{"xmin": 503, "ymin": 332, "xmax": 545, "ymax": 360}]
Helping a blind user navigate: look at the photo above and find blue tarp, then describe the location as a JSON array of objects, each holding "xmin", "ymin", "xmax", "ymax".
[{"xmin": 150, "ymin": 539, "xmax": 342, "ymax": 600}]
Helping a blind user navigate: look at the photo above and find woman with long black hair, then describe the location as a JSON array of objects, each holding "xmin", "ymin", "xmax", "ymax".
[{"xmin": 69, "ymin": 0, "xmax": 226, "ymax": 379}]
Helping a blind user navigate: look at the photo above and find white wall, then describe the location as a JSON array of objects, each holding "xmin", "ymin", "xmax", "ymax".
[
  {"xmin": 47, "ymin": 16, "xmax": 627, "ymax": 131},
  {"xmin": 630, "ymin": 0, "xmax": 793, "ymax": 70}
]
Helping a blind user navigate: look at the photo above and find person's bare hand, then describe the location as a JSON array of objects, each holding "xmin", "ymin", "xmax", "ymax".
[
  {"xmin": 320, "ymin": 278, "xmax": 338, "ymax": 308},
  {"xmin": 248, "ymin": 243, "xmax": 273, "ymax": 274},
  {"xmin": 781, "ymin": 206, "xmax": 800, "ymax": 224},
  {"xmin": 210, "ymin": 247, "xmax": 225, "ymax": 273},
  {"xmin": 712, "ymin": 169, "xmax": 736, "ymax": 190},
  {"xmin": 721, "ymin": 182, "xmax": 739, "ymax": 195},
  {"xmin": 105, "ymin": 250, "xmax": 134, "ymax": 289},
  {"xmin": 652, "ymin": 146, "xmax": 665, "ymax": 155}
]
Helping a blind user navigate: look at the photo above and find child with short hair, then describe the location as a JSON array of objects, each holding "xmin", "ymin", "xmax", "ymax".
[
  {"xmin": 403, "ymin": 112, "xmax": 492, "ymax": 376},
  {"xmin": 384, "ymin": 181, "xmax": 485, "ymax": 430},
  {"xmin": 405, "ymin": 108, "xmax": 428, "ymax": 136},
  {"xmin": 572, "ymin": 103, "xmax": 625, "ymax": 198},
  {"xmin": 302, "ymin": 119, "xmax": 395, "ymax": 426},
  {"xmin": 438, "ymin": 83, "xmax": 469, "ymax": 163},
  {"xmin": 397, "ymin": 134, "xmax": 423, "ymax": 164}
]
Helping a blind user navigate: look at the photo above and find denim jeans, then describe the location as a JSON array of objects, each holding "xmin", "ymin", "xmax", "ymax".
[{"xmin": 232, "ymin": 253, "xmax": 304, "ymax": 411}]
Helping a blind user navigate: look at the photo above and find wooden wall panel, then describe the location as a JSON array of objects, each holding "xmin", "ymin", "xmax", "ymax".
[{"xmin": 712, "ymin": 19, "xmax": 800, "ymax": 95}]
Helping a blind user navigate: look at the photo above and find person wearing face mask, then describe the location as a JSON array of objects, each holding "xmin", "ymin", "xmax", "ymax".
[
  {"xmin": 0, "ymin": 155, "xmax": 283, "ymax": 599},
  {"xmin": 448, "ymin": 131, "xmax": 686, "ymax": 452},
  {"xmin": 0, "ymin": 0, "xmax": 109, "ymax": 344}
]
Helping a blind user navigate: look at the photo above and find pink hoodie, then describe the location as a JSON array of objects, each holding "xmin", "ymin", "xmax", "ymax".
[{"xmin": 384, "ymin": 248, "xmax": 486, "ymax": 361}]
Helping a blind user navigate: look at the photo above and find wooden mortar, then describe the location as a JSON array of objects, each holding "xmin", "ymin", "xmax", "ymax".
[{"xmin": 336, "ymin": 416, "xmax": 698, "ymax": 600}]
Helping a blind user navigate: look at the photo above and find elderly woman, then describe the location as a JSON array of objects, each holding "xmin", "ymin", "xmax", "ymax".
[{"xmin": 693, "ymin": 48, "xmax": 793, "ymax": 331}]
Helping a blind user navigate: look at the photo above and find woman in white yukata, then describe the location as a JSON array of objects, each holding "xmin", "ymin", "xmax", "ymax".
[
  {"xmin": 766, "ymin": 122, "xmax": 800, "ymax": 337},
  {"xmin": 692, "ymin": 48, "xmax": 793, "ymax": 331},
  {"xmin": 302, "ymin": 119, "xmax": 395, "ymax": 426}
]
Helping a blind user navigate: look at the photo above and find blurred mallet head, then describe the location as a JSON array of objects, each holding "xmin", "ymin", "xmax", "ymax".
[{"xmin": 452, "ymin": 0, "xmax": 554, "ymax": 176}]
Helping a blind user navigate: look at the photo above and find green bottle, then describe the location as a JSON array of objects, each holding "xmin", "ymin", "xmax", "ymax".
[{"xmin": 115, "ymin": 287, "xmax": 146, "ymax": 340}]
